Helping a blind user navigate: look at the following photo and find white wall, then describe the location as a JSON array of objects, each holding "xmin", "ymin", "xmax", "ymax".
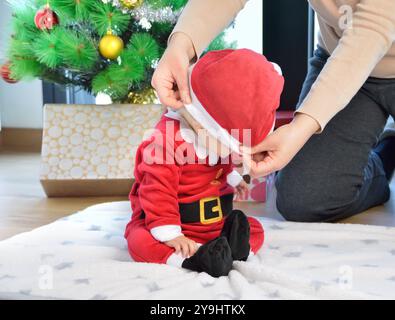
[
  {"xmin": 0, "ymin": 1, "xmax": 43, "ymax": 129},
  {"xmin": 226, "ymin": 0, "xmax": 263, "ymax": 53}
]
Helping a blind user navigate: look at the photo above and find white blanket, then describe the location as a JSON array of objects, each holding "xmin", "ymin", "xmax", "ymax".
[{"xmin": 0, "ymin": 201, "xmax": 394, "ymax": 300}]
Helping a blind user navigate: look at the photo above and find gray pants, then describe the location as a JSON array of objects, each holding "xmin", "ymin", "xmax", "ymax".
[{"xmin": 276, "ymin": 47, "xmax": 395, "ymax": 222}]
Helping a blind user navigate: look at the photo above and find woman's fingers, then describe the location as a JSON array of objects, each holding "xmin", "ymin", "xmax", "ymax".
[
  {"xmin": 152, "ymin": 75, "xmax": 184, "ymax": 109},
  {"xmin": 153, "ymin": 77, "xmax": 187, "ymax": 109},
  {"xmin": 151, "ymin": 36, "xmax": 192, "ymax": 109},
  {"xmin": 243, "ymin": 150, "xmax": 277, "ymax": 178},
  {"xmin": 239, "ymin": 131, "xmax": 280, "ymax": 177},
  {"xmin": 154, "ymin": 87, "xmax": 178, "ymax": 108},
  {"xmin": 251, "ymin": 156, "xmax": 278, "ymax": 177},
  {"xmin": 174, "ymin": 70, "xmax": 191, "ymax": 105}
]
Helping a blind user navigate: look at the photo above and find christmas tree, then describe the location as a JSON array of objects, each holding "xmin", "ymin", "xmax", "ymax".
[{"xmin": 3, "ymin": 0, "xmax": 236, "ymax": 103}]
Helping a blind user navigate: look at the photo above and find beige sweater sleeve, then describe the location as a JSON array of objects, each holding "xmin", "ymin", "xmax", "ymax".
[
  {"xmin": 171, "ymin": 0, "xmax": 247, "ymax": 57},
  {"xmin": 297, "ymin": 0, "xmax": 395, "ymax": 131}
]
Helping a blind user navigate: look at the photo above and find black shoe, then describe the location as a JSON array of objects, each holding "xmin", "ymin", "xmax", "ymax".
[
  {"xmin": 182, "ymin": 236, "xmax": 233, "ymax": 277},
  {"xmin": 221, "ymin": 210, "xmax": 250, "ymax": 261},
  {"xmin": 374, "ymin": 131, "xmax": 395, "ymax": 181}
]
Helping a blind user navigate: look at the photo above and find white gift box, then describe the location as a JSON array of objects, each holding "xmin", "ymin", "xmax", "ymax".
[{"xmin": 40, "ymin": 104, "xmax": 164, "ymax": 197}]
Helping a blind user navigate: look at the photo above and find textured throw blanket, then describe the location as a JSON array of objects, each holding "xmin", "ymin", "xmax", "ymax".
[{"xmin": 0, "ymin": 201, "xmax": 394, "ymax": 300}]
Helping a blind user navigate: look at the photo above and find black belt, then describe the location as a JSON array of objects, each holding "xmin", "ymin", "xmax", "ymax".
[
  {"xmin": 179, "ymin": 193, "xmax": 233, "ymax": 224},
  {"xmin": 140, "ymin": 194, "xmax": 234, "ymax": 225}
]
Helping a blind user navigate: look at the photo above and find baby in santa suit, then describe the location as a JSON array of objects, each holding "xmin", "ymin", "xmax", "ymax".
[{"xmin": 125, "ymin": 48, "xmax": 284, "ymax": 277}]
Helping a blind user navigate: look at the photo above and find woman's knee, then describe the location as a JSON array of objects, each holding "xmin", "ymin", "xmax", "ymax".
[
  {"xmin": 275, "ymin": 169, "xmax": 316, "ymax": 222},
  {"xmin": 275, "ymin": 170, "xmax": 358, "ymax": 222},
  {"xmin": 275, "ymin": 191, "xmax": 323, "ymax": 222}
]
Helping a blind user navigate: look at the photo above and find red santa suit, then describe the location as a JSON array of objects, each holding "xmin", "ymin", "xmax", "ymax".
[
  {"xmin": 124, "ymin": 48, "xmax": 284, "ymax": 267},
  {"xmin": 125, "ymin": 114, "xmax": 264, "ymax": 265}
]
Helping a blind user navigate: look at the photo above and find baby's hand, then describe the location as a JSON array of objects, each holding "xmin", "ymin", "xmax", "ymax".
[
  {"xmin": 235, "ymin": 180, "xmax": 249, "ymax": 200},
  {"xmin": 165, "ymin": 235, "xmax": 199, "ymax": 258}
]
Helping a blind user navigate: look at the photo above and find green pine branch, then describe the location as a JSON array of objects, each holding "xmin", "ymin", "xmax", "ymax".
[
  {"xmin": 126, "ymin": 33, "xmax": 160, "ymax": 67},
  {"xmin": 51, "ymin": 0, "xmax": 95, "ymax": 21},
  {"xmin": 58, "ymin": 28, "xmax": 99, "ymax": 71},
  {"xmin": 6, "ymin": 0, "xmax": 236, "ymax": 102},
  {"xmin": 90, "ymin": 2, "xmax": 131, "ymax": 36}
]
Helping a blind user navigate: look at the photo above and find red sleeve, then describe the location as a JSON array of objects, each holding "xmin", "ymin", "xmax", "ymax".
[{"xmin": 136, "ymin": 124, "xmax": 181, "ymax": 231}]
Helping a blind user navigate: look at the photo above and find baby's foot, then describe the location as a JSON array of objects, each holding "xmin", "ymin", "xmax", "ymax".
[
  {"xmin": 221, "ymin": 210, "xmax": 250, "ymax": 261},
  {"xmin": 182, "ymin": 236, "xmax": 232, "ymax": 277}
]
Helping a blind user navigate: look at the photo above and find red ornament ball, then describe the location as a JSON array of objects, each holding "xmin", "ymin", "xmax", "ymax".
[
  {"xmin": 34, "ymin": 5, "xmax": 59, "ymax": 30},
  {"xmin": 1, "ymin": 62, "xmax": 18, "ymax": 84}
]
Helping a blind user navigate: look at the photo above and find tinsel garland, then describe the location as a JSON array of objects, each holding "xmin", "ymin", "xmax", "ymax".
[{"xmin": 102, "ymin": 0, "xmax": 181, "ymax": 24}]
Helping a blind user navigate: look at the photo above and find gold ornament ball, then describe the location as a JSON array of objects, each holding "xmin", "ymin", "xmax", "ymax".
[
  {"xmin": 120, "ymin": 0, "xmax": 144, "ymax": 9},
  {"xmin": 99, "ymin": 34, "xmax": 124, "ymax": 60}
]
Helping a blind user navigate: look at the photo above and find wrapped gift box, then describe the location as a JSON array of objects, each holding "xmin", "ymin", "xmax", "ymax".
[{"xmin": 40, "ymin": 104, "xmax": 164, "ymax": 197}]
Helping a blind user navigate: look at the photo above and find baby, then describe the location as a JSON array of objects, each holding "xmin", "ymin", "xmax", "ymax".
[{"xmin": 125, "ymin": 49, "xmax": 284, "ymax": 277}]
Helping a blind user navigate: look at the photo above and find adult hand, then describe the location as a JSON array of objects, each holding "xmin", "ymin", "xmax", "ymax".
[
  {"xmin": 151, "ymin": 33, "xmax": 196, "ymax": 109},
  {"xmin": 242, "ymin": 114, "xmax": 320, "ymax": 178}
]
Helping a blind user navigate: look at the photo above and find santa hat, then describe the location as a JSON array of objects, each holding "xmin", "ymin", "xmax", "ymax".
[{"xmin": 184, "ymin": 48, "xmax": 284, "ymax": 153}]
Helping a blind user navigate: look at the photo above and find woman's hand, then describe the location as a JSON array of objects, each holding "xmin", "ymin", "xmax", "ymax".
[
  {"xmin": 242, "ymin": 114, "xmax": 320, "ymax": 178},
  {"xmin": 165, "ymin": 235, "xmax": 199, "ymax": 258},
  {"xmin": 151, "ymin": 33, "xmax": 196, "ymax": 109}
]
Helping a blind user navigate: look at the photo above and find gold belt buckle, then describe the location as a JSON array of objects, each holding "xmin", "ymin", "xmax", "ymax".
[{"xmin": 199, "ymin": 196, "xmax": 223, "ymax": 224}]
